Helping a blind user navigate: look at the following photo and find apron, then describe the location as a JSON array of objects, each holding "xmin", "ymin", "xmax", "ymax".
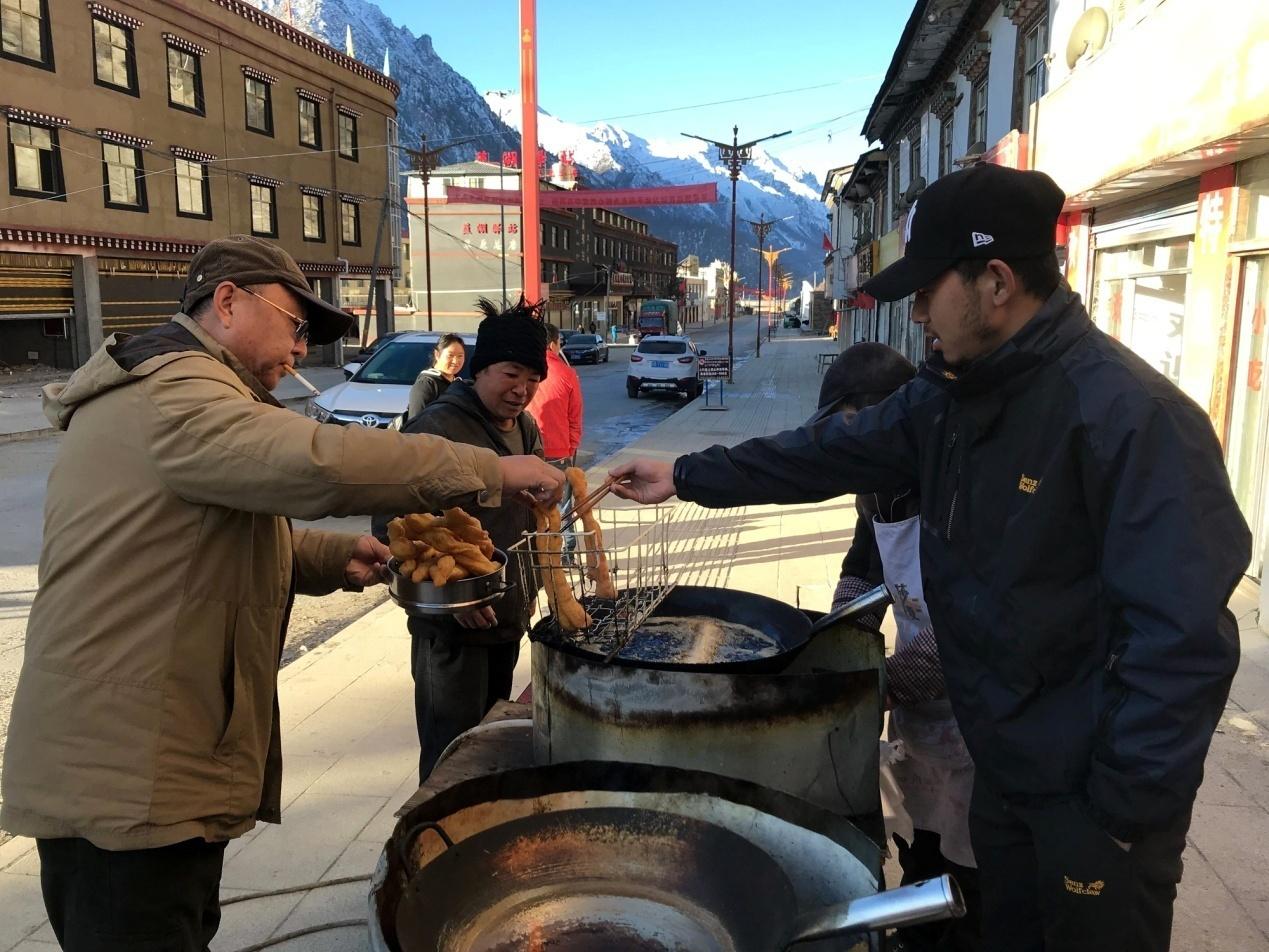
[{"xmin": 873, "ymin": 514, "xmax": 977, "ymax": 869}]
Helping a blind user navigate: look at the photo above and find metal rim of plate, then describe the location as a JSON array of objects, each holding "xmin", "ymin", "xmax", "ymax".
[{"xmin": 387, "ymin": 586, "xmax": 510, "ymax": 617}]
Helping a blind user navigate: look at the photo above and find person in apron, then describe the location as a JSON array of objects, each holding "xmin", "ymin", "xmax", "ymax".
[{"xmin": 816, "ymin": 343, "xmax": 981, "ymax": 952}]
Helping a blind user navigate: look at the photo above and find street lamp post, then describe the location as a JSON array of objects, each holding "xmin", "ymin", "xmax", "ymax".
[{"xmin": 682, "ymin": 125, "xmax": 789, "ymax": 382}]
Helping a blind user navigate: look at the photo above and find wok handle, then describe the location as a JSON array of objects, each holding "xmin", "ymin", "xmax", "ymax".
[
  {"xmin": 806, "ymin": 584, "xmax": 892, "ymax": 637},
  {"xmin": 784, "ymin": 875, "xmax": 965, "ymax": 947}
]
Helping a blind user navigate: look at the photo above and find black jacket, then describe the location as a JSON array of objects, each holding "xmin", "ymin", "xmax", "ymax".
[
  {"xmin": 675, "ymin": 287, "xmax": 1249, "ymax": 840},
  {"xmin": 375, "ymin": 380, "xmax": 543, "ymax": 644},
  {"xmin": 406, "ymin": 369, "xmax": 453, "ymax": 424}
]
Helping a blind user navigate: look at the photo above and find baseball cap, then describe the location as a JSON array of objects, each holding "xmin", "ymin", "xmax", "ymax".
[
  {"xmin": 181, "ymin": 235, "xmax": 354, "ymax": 345},
  {"xmin": 861, "ymin": 164, "xmax": 1066, "ymax": 302}
]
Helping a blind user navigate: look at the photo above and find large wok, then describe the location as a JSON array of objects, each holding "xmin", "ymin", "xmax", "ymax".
[
  {"xmin": 393, "ymin": 803, "xmax": 962, "ymax": 951},
  {"xmin": 532, "ymin": 585, "xmax": 813, "ymax": 673}
]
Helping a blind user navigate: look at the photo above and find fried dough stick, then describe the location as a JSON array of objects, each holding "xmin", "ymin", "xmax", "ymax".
[
  {"xmin": 565, "ymin": 467, "xmax": 618, "ymax": 600},
  {"xmin": 535, "ymin": 504, "xmax": 591, "ymax": 632}
]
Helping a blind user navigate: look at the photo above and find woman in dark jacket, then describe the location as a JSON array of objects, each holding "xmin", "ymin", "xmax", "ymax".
[{"xmin": 406, "ymin": 333, "xmax": 466, "ymax": 423}]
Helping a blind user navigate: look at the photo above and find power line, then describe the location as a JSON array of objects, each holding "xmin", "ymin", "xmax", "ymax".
[{"xmin": 575, "ymin": 73, "xmax": 884, "ymax": 124}]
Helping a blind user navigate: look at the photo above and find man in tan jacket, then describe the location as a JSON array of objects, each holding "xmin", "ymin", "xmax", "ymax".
[{"xmin": 0, "ymin": 235, "xmax": 563, "ymax": 951}]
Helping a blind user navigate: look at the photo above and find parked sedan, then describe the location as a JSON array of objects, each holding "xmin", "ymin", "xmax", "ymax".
[
  {"xmin": 627, "ymin": 335, "xmax": 703, "ymax": 399},
  {"xmin": 562, "ymin": 333, "xmax": 609, "ymax": 365}
]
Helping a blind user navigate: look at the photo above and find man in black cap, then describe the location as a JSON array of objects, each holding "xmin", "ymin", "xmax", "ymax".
[
  {"xmin": 2, "ymin": 237, "xmax": 563, "ymax": 951},
  {"xmin": 377, "ymin": 297, "xmax": 551, "ymax": 783},
  {"xmin": 610, "ymin": 164, "xmax": 1248, "ymax": 951}
]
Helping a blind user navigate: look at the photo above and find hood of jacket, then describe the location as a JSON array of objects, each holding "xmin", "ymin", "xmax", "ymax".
[
  {"xmin": 426, "ymin": 378, "xmax": 536, "ymax": 454},
  {"xmin": 43, "ymin": 315, "xmax": 279, "ymax": 430}
]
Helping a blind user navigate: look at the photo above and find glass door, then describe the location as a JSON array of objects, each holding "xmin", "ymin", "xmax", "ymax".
[{"xmin": 1225, "ymin": 255, "xmax": 1269, "ymax": 574}]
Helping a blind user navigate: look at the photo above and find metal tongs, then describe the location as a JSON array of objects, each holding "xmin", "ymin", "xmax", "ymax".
[{"xmin": 558, "ymin": 476, "xmax": 619, "ymax": 531}]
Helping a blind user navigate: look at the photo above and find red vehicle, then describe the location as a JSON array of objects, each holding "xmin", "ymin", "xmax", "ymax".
[{"xmin": 637, "ymin": 299, "xmax": 678, "ymax": 338}]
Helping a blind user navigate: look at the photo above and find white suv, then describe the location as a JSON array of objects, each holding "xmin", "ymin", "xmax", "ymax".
[{"xmin": 626, "ymin": 335, "xmax": 703, "ymax": 399}]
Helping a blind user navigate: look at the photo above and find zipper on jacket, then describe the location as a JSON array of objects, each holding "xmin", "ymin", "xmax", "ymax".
[{"xmin": 944, "ymin": 430, "xmax": 961, "ymax": 541}]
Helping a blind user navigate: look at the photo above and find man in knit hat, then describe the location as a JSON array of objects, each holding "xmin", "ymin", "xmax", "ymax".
[{"xmin": 375, "ymin": 297, "xmax": 550, "ymax": 782}]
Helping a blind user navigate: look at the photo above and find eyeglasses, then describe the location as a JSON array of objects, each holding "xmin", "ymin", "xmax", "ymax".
[{"xmin": 237, "ymin": 285, "xmax": 309, "ymax": 343}]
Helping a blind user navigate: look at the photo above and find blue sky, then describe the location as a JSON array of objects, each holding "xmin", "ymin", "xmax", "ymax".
[{"xmin": 374, "ymin": 0, "xmax": 912, "ymax": 181}]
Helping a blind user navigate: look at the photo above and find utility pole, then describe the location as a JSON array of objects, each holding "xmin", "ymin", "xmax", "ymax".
[
  {"xmin": 405, "ymin": 133, "xmax": 476, "ymax": 331},
  {"xmin": 683, "ymin": 125, "xmax": 789, "ymax": 381},
  {"xmin": 520, "ymin": 0, "xmax": 542, "ymax": 306}
]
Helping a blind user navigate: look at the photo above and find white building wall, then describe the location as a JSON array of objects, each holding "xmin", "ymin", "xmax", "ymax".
[
  {"xmin": 986, "ymin": 6, "xmax": 1019, "ymax": 146},
  {"xmin": 952, "ymin": 72, "xmax": 973, "ymax": 156}
]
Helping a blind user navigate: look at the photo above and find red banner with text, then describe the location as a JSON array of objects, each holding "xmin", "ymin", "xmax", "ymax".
[{"xmin": 445, "ymin": 183, "xmax": 718, "ymax": 208}]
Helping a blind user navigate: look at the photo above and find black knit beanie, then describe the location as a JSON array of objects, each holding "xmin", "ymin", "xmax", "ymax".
[
  {"xmin": 469, "ymin": 297, "xmax": 549, "ymax": 380},
  {"xmin": 815, "ymin": 342, "xmax": 916, "ymax": 414}
]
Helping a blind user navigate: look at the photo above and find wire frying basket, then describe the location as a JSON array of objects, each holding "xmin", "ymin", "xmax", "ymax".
[{"xmin": 509, "ymin": 504, "xmax": 675, "ymax": 660}]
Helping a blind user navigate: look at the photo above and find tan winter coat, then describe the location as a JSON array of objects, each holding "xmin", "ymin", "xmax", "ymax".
[{"xmin": 0, "ymin": 315, "xmax": 503, "ymax": 850}]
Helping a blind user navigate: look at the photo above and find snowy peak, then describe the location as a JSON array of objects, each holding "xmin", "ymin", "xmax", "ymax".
[{"xmin": 242, "ymin": 0, "xmax": 827, "ymax": 278}]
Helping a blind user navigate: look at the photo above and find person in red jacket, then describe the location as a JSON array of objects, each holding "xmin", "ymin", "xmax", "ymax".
[
  {"xmin": 527, "ymin": 323, "xmax": 584, "ymax": 558},
  {"xmin": 527, "ymin": 323, "xmax": 583, "ymax": 467}
]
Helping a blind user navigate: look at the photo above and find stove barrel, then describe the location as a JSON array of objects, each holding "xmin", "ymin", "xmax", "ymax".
[{"xmin": 531, "ymin": 586, "xmax": 885, "ymax": 818}]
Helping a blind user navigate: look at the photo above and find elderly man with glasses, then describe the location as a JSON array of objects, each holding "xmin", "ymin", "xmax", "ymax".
[{"xmin": 1, "ymin": 235, "xmax": 564, "ymax": 951}]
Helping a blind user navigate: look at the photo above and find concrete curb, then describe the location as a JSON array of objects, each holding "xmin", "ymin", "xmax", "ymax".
[{"xmin": 0, "ymin": 427, "xmax": 57, "ymax": 444}]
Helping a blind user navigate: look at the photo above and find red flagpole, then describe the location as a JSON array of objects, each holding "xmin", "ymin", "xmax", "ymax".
[{"xmin": 519, "ymin": 0, "xmax": 541, "ymax": 307}]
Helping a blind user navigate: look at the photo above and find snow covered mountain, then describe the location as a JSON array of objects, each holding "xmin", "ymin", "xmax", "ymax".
[
  {"xmin": 486, "ymin": 91, "xmax": 828, "ymax": 282},
  {"xmin": 246, "ymin": 0, "xmax": 828, "ymax": 282}
]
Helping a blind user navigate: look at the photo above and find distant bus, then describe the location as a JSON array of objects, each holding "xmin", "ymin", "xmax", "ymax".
[{"xmin": 637, "ymin": 299, "xmax": 678, "ymax": 337}]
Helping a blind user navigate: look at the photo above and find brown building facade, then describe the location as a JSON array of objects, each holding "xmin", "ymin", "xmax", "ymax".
[{"xmin": 0, "ymin": 0, "xmax": 399, "ymax": 368}]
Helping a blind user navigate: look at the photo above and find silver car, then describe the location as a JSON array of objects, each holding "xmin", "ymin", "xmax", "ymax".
[{"xmin": 306, "ymin": 331, "xmax": 476, "ymax": 429}]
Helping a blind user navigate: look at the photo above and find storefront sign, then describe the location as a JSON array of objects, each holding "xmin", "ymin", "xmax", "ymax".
[{"xmin": 610, "ymin": 272, "xmax": 634, "ymax": 291}]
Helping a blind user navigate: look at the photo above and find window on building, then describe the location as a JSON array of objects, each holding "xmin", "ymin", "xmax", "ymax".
[
  {"xmin": 1022, "ymin": 17, "xmax": 1049, "ymax": 132},
  {"xmin": 969, "ymin": 76, "xmax": 988, "ymax": 148},
  {"xmin": 298, "ymin": 96, "xmax": 321, "ymax": 149},
  {"xmin": 175, "ymin": 158, "xmax": 210, "ymax": 218},
  {"xmin": 245, "ymin": 77, "xmax": 273, "ymax": 135},
  {"xmin": 908, "ymin": 125, "xmax": 922, "ymax": 187},
  {"xmin": 562, "ymin": 229, "xmax": 569, "ymax": 250},
  {"xmin": 302, "ymin": 193, "xmax": 325, "ymax": 241},
  {"xmin": 889, "ymin": 151, "xmax": 901, "ymax": 220},
  {"xmin": 338, "ymin": 113, "xmax": 358, "ymax": 160},
  {"xmin": 550, "ymin": 224, "xmax": 558, "ymax": 247},
  {"xmin": 7, "ymin": 120, "xmax": 63, "ymax": 197},
  {"xmin": 93, "ymin": 16, "xmax": 136, "ymax": 94},
  {"xmin": 2, "ymin": 0, "xmax": 52, "ymax": 68},
  {"xmin": 250, "ymin": 183, "xmax": 277, "ymax": 237},
  {"xmin": 939, "ymin": 115, "xmax": 954, "ymax": 177},
  {"xmin": 167, "ymin": 45, "xmax": 203, "ymax": 113},
  {"xmin": 341, "ymin": 200, "xmax": 360, "ymax": 245},
  {"xmin": 102, "ymin": 141, "xmax": 145, "ymax": 209}
]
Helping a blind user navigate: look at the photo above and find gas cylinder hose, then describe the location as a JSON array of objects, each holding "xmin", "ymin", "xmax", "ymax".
[{"xmin": 223, "ymin": 874, "xmax": 371, "ymax": 952}]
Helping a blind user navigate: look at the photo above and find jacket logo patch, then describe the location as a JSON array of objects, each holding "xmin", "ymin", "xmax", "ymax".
[
  {"xmin": 972, "ymin": 231, "xmax": 994, "ymax": 247},
  {"xmin": 1064, "ymin": 876, "xmax": 1105, "ymax": 897},
  {"xmin": 1018, "ymin": 475, "xmax": 1040, "ymax": 494}
]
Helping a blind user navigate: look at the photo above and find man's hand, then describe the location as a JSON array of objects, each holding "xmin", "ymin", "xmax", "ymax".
[
  {"xmin": 498, "ymin": 456, "xmax": 565, "ymax": 507},
  {"xmin": 609, "ymin": 459, "xmax": 676, "ymax": 504},
  {"xmin": 344, "ymin": 534, "xmax": 391, "ymax": 588},
  {"xmin": 455, "ymin": 605, "xmax": 497, "ymax": 629}
]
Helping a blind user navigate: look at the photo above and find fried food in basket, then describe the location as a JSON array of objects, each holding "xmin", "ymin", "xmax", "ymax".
[
  {"xmin": 564, "ymin": 467, "xmax": 618, "ymax": 600},
  {"xmin": 387, "ymin": 509, "xmax": 498, "ymax": 587},
  {"xmin": 533, "ymin": 504, "xmax": 591, "ymax": 632}
]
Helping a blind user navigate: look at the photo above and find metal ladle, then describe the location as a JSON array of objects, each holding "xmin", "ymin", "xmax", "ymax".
[{"xmin": 784, "ymin": 874, "xmax": 966, "ymax": 947}]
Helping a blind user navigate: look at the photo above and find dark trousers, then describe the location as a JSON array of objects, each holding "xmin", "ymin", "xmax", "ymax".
[
  {"xmin": 411, "ymin": 629, "xmax": 520, "ymax": 784},
  {"xmin": 968, "ymin": 779, "xmax": 1189, "ymax": 952},
  {"xmin": 893, "ymin": 830, "xmax": 981, "ymax": 952},
  {"xmin": 37, "ymin": 837, "xmax": 226, "ymax": 952}
]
